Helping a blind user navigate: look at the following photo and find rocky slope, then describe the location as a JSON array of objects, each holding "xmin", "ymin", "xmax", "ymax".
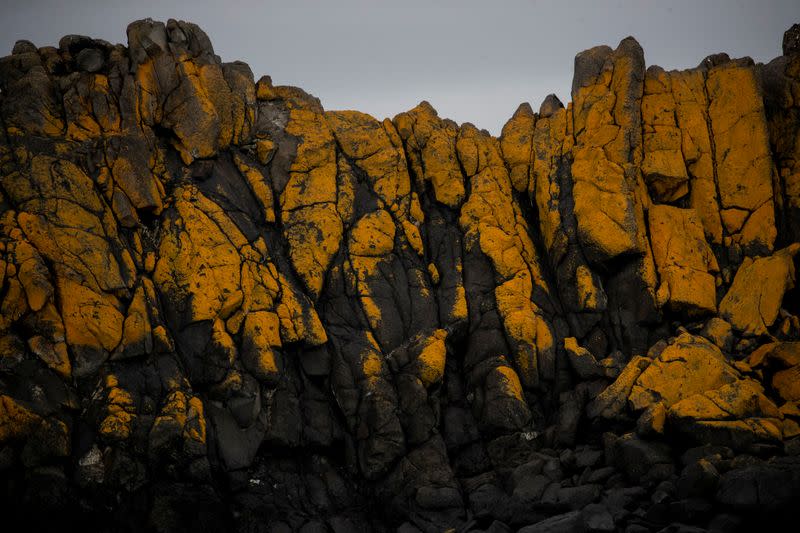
[{"xmin": 1, "ymin": 18, "xmax": 800, "ymax": 533}]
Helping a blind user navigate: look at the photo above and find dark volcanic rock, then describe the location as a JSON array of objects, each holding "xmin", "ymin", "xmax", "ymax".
[{"xmin": 1, "ymin": 16, "xmax": 800, "ymax": 533}]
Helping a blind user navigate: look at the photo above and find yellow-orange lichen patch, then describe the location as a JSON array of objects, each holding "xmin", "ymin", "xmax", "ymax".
[
  {"xmin": 629, "ymin": 333, "xmax": 739, "ymax": 411},
  {"xmin": 233, "ymin": 153, "xmax": 275, "ymax": 223},
  {"xmin": 280, "ymin": 106, "xmax": 341, "ymax": 298},
  {"xmin": 154, "ymin": 187, "xmax": 243, "ymax": 323},
  {"xmin": 641, "ymin": 67, "xmax": 689, "ymax": 202},
  {"xmin": 349, "ymin": 210, "xmax": 396, "ymax": 258},
  {"xmin": 457, "ymin": 125, "xmax": 556, "ymax": 387},
  {"xmin": 719, "ymin": 244, "xmax": 800, "ymax": 336},
  {"xmin": 274, "ymin": 271, "xmax": 328, "ymax": 347},
  {"xmin": 357, "ymin": 331, "xmax": 386, "ymax": 382},
  {"xmin": 13, "ymin": 239, "xmax": 52, "ymax": 312},
  {"xmin": 99, "ymin": 374, "xmax": 136, "ymax": 441},
  {"xmin": 256, "ymin": 138, "xmax": 276, "ymax": 165},
  {"xmin": 7, "ymin": 156, "xmax": 136, "ymax": 294},
  {"xmin": 0, "ymin": 394, "xmax": 41, "ymax": 442},
  {"xmin": 393, "ymin": 101, "xmax": 465, "ymax": 208},
  {"xmin": 164, "ymin": 55, "xmax": 223, "ymax": 163},
  {"xmin": 326, "ymin": 111, "xmax": 412, "ymax": 214},
  {"xmin": 500, "ymin": 103, "xmax": 536, "ymax": 193},
  {"xmin": 151, "ymin": 390, "xmax": 207, "ymax": 449},
  {"xmin": 570, "ymin": 40, "xmax": 645, "ymax": 263},
  {"xmin": 28, "ymin": 336, "xmax": 71, "ymax": 379},
  {"xmin": 493, "ymin": 365, "xmax": 525, "ymax": 402},
  {"xmin": 241, "ymin": 310, "xmax": 283, "ymax": 383},
  {"xmin": 413, "ymin": 329, "xmax": 448, "ymax": 387},
  {"xmin": 648, "ymin": 205, "xmax": 718, "ymax": 314},
  {"xmin": 667, "ymin": 68, "xmax": 723, "ymax": 243},
  {"xmin": 58, "ymin": 276, "xmax": 124, "ymax": 354},
  {"xmin": 115, "ymin": 281, "xmax": 153, "ymax": 359}
]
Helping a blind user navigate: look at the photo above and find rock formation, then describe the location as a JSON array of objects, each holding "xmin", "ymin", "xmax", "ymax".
[{"xmin": 1, "ymin": 18, "xmax": 800, "ymax": 533}]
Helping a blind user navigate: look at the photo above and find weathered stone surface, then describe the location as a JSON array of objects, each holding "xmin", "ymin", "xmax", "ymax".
[
  {"xmin": 670, "ymin": 68, "xmax": 723, "ymax": 244},
  {"xmin": 707, "ymin": 60, "xmax": 777, "ymax": 255},
  {"xmin": 571, "ymin": 38, "xmax": 646, "ymax": 264},
  {"xmin": 499, "ymin": 102, "xmax": 536, "ymax": 193},
  {"xmin": 719, "ymin": 244, "xmax": 800, "ymax": 336},
  {"xmin": 609, "ymin": 433, "xmax": 675, "ymax": 484},
  {"xmin": 715, "ymin": 464, "xmax": 800, "ymax": 512},
  {"xmin": 564, "ymin": 336, "xmax": 602, "ymax": 379},
  {"xmin": 395, "ymin": 101, "xmax": 466, "ymax": 208},
  {"xmin": 587, "ymin": 355, "xmax": 651, "ymax": 419},
  {"xmin": 629, "ymin": 333, "xmax": 739, "ymax": 412},
  {"xmin": 642, "ymin": 66, "xmax": 690, "ymax": 202},
  {"xmin": 1, "ymin": 17, "xmax": 800, "ymax": 533},
  {"xmin": 668, "ymin": 379, "xmax": 783, "ymax": 451},
  {"xmin": 648, "ymin": 205, "xmax": 718, "ymax": 314},
  {"xmin": 700, "ymin": 318, "xmax": 735, "ymax": 352},
  {"xmin": 746, "ymin": 341, "xmax": 800, "ymax": 402}
]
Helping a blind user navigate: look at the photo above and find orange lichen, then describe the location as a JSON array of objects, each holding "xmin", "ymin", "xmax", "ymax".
[
  {"xmin": 571, "ymin": 40, "xmax": 645, "ymax": 263},
  {"xmin": 241, "ymin": 310, "xmax": 282, "ymax": 382},
  {"xmin": 648, "ymin": 205, "xmax": 718, "ymax": 314},
  {"xmin": 493, "ymin": 365, "xmax": 525, "ymax": 402},
  {"xmin": 500, "ymin": 103, "xmax": 536, "ymax": 193},
  {"xmin": 233, "ymin": 153, "xmax": 275, "ymax": 223},
  {"xmin": 641, "ymin": 67, "xmax": 689, "ymax": 202},
  {"xmin": 393, "ymin": 102, "xmax": 466, "ymax": 208},
  {"xmin": 99, "ymin": 374, "xmax": 136, "ymax": 441},
  {"xmin": 414, "ymin": 329, "xmax": 448, "ymax": 387},
  {"xmin": 719, "ymin": 244, "xmax": 800, "ymax": 336},
  {"xmin": 457, "ymin": 124, "xmax": 555, "ymax": 387},
  {"xmin": 706, "ymin": 62, "xmax": 777, "ymax": 253},
  {"xmin": 281, "ymin": 107, "xmax": 341, "ymax": 298},
  {"xmin": 0, "ymin": 394, "xmax": 41, "ymax": 442},
  {"xmin": 349, "ymin": 210, "xmax": 396, "ymax": 258}
]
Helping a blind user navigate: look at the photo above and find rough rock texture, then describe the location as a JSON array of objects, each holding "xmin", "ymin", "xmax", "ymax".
[{"xmin": 1, "ymin": 18, "xmax": 800, "ymax": 533}]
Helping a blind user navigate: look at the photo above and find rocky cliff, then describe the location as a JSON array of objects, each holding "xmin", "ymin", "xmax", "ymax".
[{"xmin": 1, "ymin": 18, "xmax": 800, "ymax": 533}]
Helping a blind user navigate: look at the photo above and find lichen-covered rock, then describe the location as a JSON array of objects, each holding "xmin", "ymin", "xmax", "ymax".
[
  {"xmin": 706, "ymin": 60, "xmax": 777, "ymax": 256},
  {"xmin": 648, "ymin": 204, "xmax": 719, "ymax": 314},
  {"xmin": 719, "ymin": 244, "xmax": 800, "ymax": 336},
  {"xmin": 642, "ymin": 66, "xmax": 690, "ymax": 202},
  {"xmin": 668, "ymin": 379, "xmax": 784, "ymax": 452},
  {"xmin": 500, "ymin": 102, "xmax": 536, "ymax": 193},
  {"xmin": 763, "ymin": 41, "xmax": 800, "ymax": 247},
  {"xmin": 1, "ymin": 17, "xmax": 800, "ymax": 533},
  {"xmin": 628, "ymin": 333, "xmax": 740, "ymax": 411},
  {"xmin": 746, "ymin": 342, "xmax": 800, "ymax": 402},
  {"xmin": 571, "ymin": 38, "xmax": 646, "ymax": 263},
  {"xmin": 587, "ymin": 355, "xmax": 651, "ymax": 420},
  {"xmin": 394, "ymin": 101, "xmax": 466, "ymax": 208}
]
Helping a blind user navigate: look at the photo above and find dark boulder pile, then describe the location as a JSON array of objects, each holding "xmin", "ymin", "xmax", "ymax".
[{"xmin": 1, "ymin": 17, "xmax": 800, "ymax": 533}]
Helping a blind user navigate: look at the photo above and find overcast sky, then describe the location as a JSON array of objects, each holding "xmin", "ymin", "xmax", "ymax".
[{"xmin": 1, "ymin": 0, "xmax": 797, "ymax": 134}]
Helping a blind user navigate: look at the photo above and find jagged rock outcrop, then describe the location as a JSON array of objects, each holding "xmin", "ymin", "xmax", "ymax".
[{"xmin": 1, "ymin": 18, "xmax": 800, "ymax": 533}]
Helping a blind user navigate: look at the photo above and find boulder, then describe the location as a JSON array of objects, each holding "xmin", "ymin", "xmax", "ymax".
[
  {"xmin": 608, "ymin": 433, "xmax": 674, "ymax": 484},
  {"xmin": 668, "ymin": 379, "xmax": 783, "ymax": 452},
  {"xmin": 587, "ymin": 356, "xmax": 651, "ymax": 420},
  {"xmin": 746, "ymin": 341, "xmax": 800, "ymax": 402},
  {"xmin": 719, "ymin": 244, "xmax": 800, "ymax": 336},
  {"xmin": 628, "ymin": 333, "xmax": 740, "ymax": 411},
  {"xmin": 716, "ymin": 465, "xmax": 796, "ymax": 511}
]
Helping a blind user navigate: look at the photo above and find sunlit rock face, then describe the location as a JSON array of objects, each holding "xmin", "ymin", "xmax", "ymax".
[{"xmin": 1, "ymin": 18, "xmax": 800, "ymax": 533}]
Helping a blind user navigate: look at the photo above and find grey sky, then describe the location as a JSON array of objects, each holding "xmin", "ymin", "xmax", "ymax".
[{"xmin": 1, "ymin": 0, "xmax": 797, "ymax": 134}]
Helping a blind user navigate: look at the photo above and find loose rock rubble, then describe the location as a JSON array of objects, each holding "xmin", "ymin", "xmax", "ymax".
[{"xmin": 1, "ymin": 18, "xmax": 800, "ymax": 533}]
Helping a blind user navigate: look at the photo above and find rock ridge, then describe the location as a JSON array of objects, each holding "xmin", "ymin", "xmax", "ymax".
[{"xmin": 1, "ymin": 18, "xmax": 800, "ymax": 533}]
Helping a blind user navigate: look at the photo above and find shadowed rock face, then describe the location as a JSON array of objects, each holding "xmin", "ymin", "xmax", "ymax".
[{"xmin": 1, "ymin": 17, "xmax": 800, "ymax": 533}]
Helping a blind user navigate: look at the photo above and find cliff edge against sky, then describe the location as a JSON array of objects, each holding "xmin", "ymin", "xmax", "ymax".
[{"xmin": 1, "ymin": 18, "xmax": 800, "ymax": 533}]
